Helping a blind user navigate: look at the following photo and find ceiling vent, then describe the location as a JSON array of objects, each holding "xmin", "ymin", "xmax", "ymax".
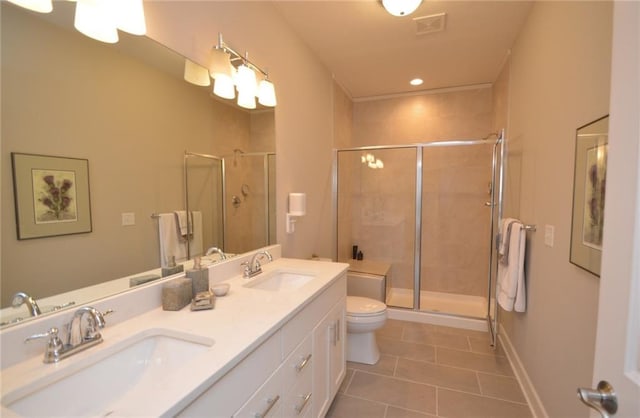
[{"xmin": 413, "ymin": 12, "xmax": 446, "ymax": 36}]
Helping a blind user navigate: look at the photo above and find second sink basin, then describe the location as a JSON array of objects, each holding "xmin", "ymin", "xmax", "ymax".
[
  {"xmin": 244, "ymin": 269, "xmax": 315, "ymax": 291},
  {"xmin": 2, "ymin": 328, "xmax": 214, "ymax": 417}
]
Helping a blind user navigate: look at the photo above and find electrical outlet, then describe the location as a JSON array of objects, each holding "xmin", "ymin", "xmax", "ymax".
[
  {"xmin": 544, "ymin": 224, "xmax": 554, "ymax": 247},
  {"xmin": 122, "ymin": 212, "xmax": 135, "ymax": 226}
]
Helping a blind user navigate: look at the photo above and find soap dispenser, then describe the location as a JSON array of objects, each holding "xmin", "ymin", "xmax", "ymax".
[
  {"xmin": 161, "ymin": 255, "xmax": 184, "ymax": 277},
  {"xmin": 187, "ymin": 256, "xmax": 209, "ymax": 297}
]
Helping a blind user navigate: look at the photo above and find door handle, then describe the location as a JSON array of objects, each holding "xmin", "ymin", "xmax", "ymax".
[{"xmin": 577, "ymin": 380, "xmax": 618, "ymax": 418}]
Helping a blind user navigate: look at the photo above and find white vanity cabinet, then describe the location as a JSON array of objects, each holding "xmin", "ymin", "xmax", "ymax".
[
  {"xmin": 311, "ymin": 297, "xmax": 346, "ymax": 418},
  {"xmin": 178, "ymin": 273, "xmax": 346, "ymax": 418}
]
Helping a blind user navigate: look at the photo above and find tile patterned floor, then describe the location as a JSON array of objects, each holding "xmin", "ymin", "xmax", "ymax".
[{"xmin": 326, "ymin": 319, "xmax": 533, "ymax": 418}]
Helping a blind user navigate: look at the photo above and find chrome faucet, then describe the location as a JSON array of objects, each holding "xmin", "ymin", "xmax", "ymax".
[
  {"xmin": 25, "ymin": 306, "xmax": 113, "ymax": 363},
  {"xmin": 12, "ymin": 292, "xmax": 41, "ymax": 317},
  {"xmin": 205, "ymin": 246, "xmax": 227, "ymax": 260},
  {"xmin": 242, "ymin": 250, "xmax": 273, "ymax": 278}
]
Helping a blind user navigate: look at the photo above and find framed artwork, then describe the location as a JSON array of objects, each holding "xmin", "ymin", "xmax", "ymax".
[
  {"xmin": 570, "ymin": 116, "xmax": 609, "ymax": 276},
  {"xmin": 11, "ymin": 153, "xmax": 92, "ymax": 240}
]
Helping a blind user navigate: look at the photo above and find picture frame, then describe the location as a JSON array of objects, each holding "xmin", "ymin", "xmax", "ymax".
[
  {"xmin": 570, "ymin": 115, "xmax": 609, "ymax": 276},
  {"xmin": 11, "ymin": 153, "xmax": 92, "ymax": 240}
]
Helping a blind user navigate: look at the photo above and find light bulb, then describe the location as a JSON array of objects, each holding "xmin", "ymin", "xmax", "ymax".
[
  {"xmin": 113, "ymin": 0, "xmax": 146, "ymax": 36},
  {"xmin": 209, "ymin": 48, "xmax": 233, "ymax": 79},
  {"xmin": 258, "ymin": 79, "xmax": 277, "ymax": 107},
  {"xmin": 74, "ymin": 0, "xmax": 118, "ymax": 44},
  {"xmin": 213, "ymin": 74, "xmax": 235, "ymax": 100},
  {"xmin": 236, "ymin": 64, "xmax": 257, "ymax": 96},
  {"xmin": 237, "ymin": 89, "xmax": 256, "ymax": 109}
]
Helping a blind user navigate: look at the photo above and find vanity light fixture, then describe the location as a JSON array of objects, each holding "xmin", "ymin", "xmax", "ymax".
[
  {"xmin": 207, "ymin": 33, "xmax": 277, "ymax": 108},
  {"xmin": 286, "ymin": 193, "xmax": 306, "ymax": 234},
  {"xmin": 381, "ymin": 0, "xmax": 423, "ymax": 17}
]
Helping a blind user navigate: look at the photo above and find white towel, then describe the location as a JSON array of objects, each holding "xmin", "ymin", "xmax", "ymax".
[
  {"xmin": 158, "ymin": 213, "xmax": 187, "ymax": 267},
  {"xmin": 174, "ymin": 210, "xmax": 192, "ymax": 241},
  {"xmin": 497, "ymin": 220, "xmax": 526, "ymax": 312},
  {"xmin": 498, "ymin": 218, "xmax": 518, "ymax": 265}
]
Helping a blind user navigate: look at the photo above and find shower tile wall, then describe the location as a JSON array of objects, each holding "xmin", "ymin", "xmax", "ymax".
[{"xmin": 344, "ymin": 87, "xmax": 494, "ymax": 295}]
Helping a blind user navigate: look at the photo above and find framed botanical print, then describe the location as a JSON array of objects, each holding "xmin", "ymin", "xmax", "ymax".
[
  {"xmin": 11, "ymin": 153, "xmax": 92, "ymax": 239},
  {"xmin": 570, "ymin": 116, "xmax": 609, "ymax": 276}
]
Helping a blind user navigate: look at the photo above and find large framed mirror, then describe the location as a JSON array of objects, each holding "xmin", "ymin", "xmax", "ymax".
[{"xmin": 1, "ymin": 2, "xmax": 275, "ymax": 327}]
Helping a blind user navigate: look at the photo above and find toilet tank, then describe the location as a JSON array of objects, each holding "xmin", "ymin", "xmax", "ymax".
[{"xmin": 347, "ymin": 272, "xmax": 385, "ymax": 302}]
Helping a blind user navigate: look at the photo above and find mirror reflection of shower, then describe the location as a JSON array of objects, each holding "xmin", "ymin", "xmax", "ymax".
[
  {"xmin": 185, "ymin": 150, "xmax": 276, "ymax": 257},
  {"xmin": 223, "ymin": 150, "xmax": 276, "ymax": 254}
]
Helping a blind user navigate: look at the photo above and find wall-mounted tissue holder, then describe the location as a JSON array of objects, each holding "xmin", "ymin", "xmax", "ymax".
[{"xmin": 286, "ymin": 192, "xmax": 306, "ymax": 234}]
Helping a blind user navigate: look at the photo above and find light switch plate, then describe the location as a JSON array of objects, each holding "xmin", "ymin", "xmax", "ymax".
[
  {"xmin": 544, "ymin": 224, "xmax": 554, "ymax": 247},
  {"xmin": 122, "ymin": 212, "xmax": 135, "ymax": 226}
]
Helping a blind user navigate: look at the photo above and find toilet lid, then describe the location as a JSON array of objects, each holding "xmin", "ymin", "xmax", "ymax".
[{"xmin": 347, "ymin": 296, "xmax": 386, "ymax": 316}]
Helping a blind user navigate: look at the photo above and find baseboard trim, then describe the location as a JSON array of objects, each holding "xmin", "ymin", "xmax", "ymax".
[{"xmin": 498, "ymin": 324, "xmax": 549, "ymax": 418}]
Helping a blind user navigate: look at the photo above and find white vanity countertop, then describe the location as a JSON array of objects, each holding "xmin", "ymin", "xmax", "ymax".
[{"xmin": 0, "ymin": 257, "xmax": 348, "ymax": 417}]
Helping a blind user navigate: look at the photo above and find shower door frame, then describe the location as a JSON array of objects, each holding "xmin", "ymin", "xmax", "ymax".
[
  {"xmin": 184, "ymin": 151, "xmax": 227, "ymax": 260},
  {"xmin": 333, "ymin": 136, "xmax": 505, "ymax": 332}
]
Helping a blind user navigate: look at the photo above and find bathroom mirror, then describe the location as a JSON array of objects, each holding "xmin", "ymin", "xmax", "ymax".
[
  {"xmin": 0, "ymin": 3, "xmax": 275, "ymax": 325},
  {"xmin": 570, "ymin": 115, "xmax": 609, "ymax": 276}
]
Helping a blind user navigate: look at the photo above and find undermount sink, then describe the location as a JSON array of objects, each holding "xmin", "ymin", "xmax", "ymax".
[
  {"xmin": 243, "ymin": 269, "xmax": 315, "ymax": 291},
  {"xmin": 2, "ymin": 328, "xmax": 214, "ymax": 417}
]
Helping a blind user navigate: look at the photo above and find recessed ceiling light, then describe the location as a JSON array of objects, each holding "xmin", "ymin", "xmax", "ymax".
[{"xmin": 410, "ymin": 78, "xmax": 423, "ymax": 86}]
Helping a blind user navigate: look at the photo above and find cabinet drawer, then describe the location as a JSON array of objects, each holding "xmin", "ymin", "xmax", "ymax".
[
  {"xmin": 282, "ymin": 370, "xmax": 313, "ymax": 418},
  {"xmin": 178, "ymin": 331, "xmax": 282, "ymax": 417},
  {"xmin": 281, "ymin": 334, "xmax": 313, "ymax": 393},
  {"xmin": 233, "ymin": 366, "xmax": 284, "ymax": 418}
]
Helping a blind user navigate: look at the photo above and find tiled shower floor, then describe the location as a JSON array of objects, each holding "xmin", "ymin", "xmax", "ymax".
[{"xmin": 326, "ymin": 319, "xmax": 532, "ymax": 418}]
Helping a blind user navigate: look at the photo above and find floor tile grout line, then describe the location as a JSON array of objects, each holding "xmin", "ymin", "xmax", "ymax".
[
  {"xmin": 398, "ymin": 348, "xmax": 514, "ymax": 377},
  {"xmin": 335, "ymin": 392, "xmax": 435, "ymax": 417},
  {"xmin": 436, "ymin": 385, "xmax": 532, "ymax": 406},
  {"xmin": 353, "ymin": 366, "xmax": 525, "ymax": 405}
]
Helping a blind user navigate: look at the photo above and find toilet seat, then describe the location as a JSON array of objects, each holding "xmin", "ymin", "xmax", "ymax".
[{"xmin": 347, "ymin": 296, "xmax": 386, "ymax": 316}]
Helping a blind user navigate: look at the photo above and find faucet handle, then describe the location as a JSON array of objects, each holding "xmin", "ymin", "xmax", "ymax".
[
  {"xmin": 25, "ymin": 327, "xmax": 64, "ymax": 363},
  {"xmin": 85, "ymin": 309, "xmax": 114, "ymax": 339}
]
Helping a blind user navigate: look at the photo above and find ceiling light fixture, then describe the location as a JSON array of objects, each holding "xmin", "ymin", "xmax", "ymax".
[
  {"xmin": 410, "ymin": 78, "xmax": 424, "ymax": 86},
  {"xmin": 382, "ymin": 0, "xmax": 423, "ymax": 17}
]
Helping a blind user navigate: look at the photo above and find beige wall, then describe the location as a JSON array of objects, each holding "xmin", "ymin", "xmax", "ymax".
[
  {"xmin": 144, "ymin": 2, "xmax": 335, "ymax": 260},
  {"xmin": 0, "ymin": 5, "xmax": 254, "ymax": 306},
  {"xmin": 500, "ymin": 2, "xmax": 612, "ymax": 417}
]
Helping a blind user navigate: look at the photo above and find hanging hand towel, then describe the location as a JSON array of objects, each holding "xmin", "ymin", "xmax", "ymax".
[
  {"xmin": 174, "ymin": 210, "xmax": 193, "ymax": 241},
  {"xmin": 497, "ymin": 220, "xmax": 526, "ymax": 312},
  {"xmin": 158, "ymin": 213, "xmax": 187, "ymax": 267},
  {"xmin": 498, "ymin": 218, "xmax": 518, "ymax": 265},
  {"xmin": 189, "ymin": 211, "xmax": 204, "ymax": 258}
]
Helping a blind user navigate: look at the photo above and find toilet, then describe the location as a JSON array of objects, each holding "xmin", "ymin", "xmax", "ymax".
[{"xmin": 346, "ymin": 270, "xmax": 388, "ymax": 365}]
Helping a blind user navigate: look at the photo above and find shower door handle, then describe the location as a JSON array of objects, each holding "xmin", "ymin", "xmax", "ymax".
[{"xmin": 484, "ymin": 201, "xmax": 494, "ymax": 207}]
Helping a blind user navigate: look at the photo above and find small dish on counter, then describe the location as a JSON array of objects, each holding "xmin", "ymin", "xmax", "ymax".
[{"xmin": 212, "ymin": 283, "xmax": 230, "ymax": 297}]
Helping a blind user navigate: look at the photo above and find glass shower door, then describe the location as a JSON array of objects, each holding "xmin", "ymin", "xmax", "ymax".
[
  {"xmin": 336, "ymin": 147, "xmax": 417, "ymax": 309},
  {"xmin": 420, "ymin": 143, "xmax": 494, "ymax": 317}
]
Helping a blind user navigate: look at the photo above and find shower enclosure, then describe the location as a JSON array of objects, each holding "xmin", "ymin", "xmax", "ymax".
[
  {"xmin": 335, "ymin": 135, "xmax": 504, "ymax": 342},
  {"xmin": 185, "ymin": 151, "xmax": 276, "ymax": 257}
]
